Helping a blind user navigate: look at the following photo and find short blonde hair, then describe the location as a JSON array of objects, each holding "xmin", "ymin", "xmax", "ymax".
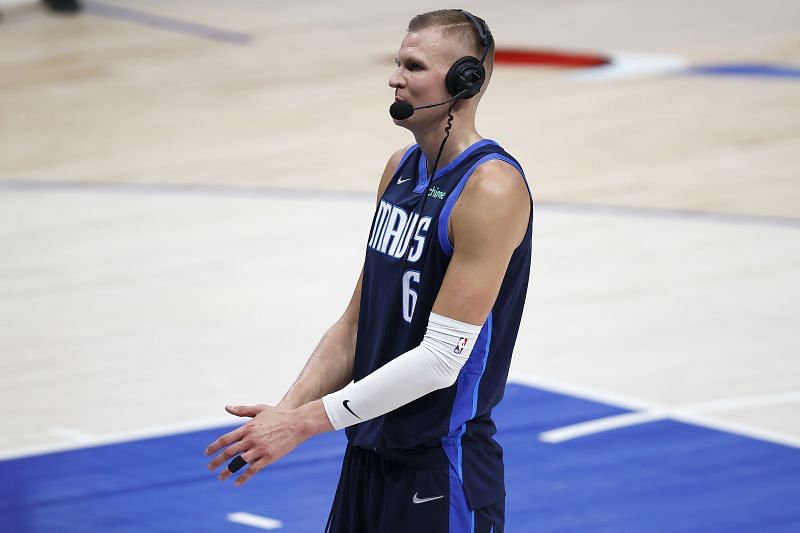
[{"xmin": 407, "ymin": 9, "xmax": 494, "ymax": 61}]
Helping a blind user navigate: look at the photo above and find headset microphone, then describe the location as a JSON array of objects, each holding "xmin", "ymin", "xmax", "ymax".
[
  {"xmin": 388, "ymin": 101, "xmax": 415, "ymax": 120},
  {"xmin": 389, "ymin": 91, "xmax": 467, "ymax": 121}
]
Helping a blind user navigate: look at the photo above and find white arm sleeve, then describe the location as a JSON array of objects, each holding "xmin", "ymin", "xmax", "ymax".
[{"xmin": 321, "ymin": 312, "xmax": 483, "ymax": 430}]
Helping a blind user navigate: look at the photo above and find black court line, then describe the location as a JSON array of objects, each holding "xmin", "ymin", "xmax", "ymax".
[
  {"xmin": 1, "ymin": 179, "xmax": 799, "ymax": 230},
  {"xmin": 83, "ymin": 1, "xmax": 252, "ymax": 46}
]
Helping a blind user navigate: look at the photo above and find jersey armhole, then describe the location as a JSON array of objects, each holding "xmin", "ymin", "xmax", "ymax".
[
  {"xmin": 437, "ymin": 155, "xmax": 528, "ymax": 257},
  {"xmin": 390, "ymin": 145, "xmax": 419, "ymax": 182}
]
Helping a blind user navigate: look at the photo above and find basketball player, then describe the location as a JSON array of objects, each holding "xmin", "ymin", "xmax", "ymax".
[{"xmin": 205, "ymin": 10, "xmax": 531, "ymax": 532}]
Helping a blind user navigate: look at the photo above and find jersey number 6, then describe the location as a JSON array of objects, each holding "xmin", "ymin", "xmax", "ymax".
[{"xmin": 401, "ymin": 270, "xmax": 421, "ymax": 323}]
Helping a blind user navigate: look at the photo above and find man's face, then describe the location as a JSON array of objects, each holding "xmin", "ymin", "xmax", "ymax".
[{"xmin": 389, "ymin": 27, "xmax": 463, "ymax": 124}]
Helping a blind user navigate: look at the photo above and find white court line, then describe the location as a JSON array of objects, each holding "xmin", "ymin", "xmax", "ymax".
[
  {"xmin": 227, "ymin": 512, "xmax": 283, "ymax": 530},
  {"xmin": 510, "ymin": 372, "xmax": 800, "ymax": 449},
  {"xmin": 687, "ymin": 391, "xmax": 800, "ymax": 413},
  {"xmin": 49, "ymin": 426, "xmax": 98, "ymax": 444},
  {"xmin": 669, "ymin": 410, "xmax": 800, "ymax": 450},
  {"xmin": 0, "ymin": 416, "xmax": 235, "ymax": 461},
  {"xmin": 569, "ymin": 51, "xmax": 687, "ymax": 81},
  {"xmin": 508, "ymin": 372, "xmax": 657, "ymax": 411},
  {"xmin": 539, "ymin": 411, "xmax": 671, "ymax": 443},
  {"xmin": 3, "ymin": 378, "xmax": 798, "ymax": 460}
]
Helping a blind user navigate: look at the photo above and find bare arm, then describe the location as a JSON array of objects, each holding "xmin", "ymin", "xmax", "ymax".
[
  {"xmin": 205, "ymin": 146, "xmax": 411, "ymax": 486},
  {"xmin": 432, "ymin": 159, "xmax": 530, "ymax": 324}
]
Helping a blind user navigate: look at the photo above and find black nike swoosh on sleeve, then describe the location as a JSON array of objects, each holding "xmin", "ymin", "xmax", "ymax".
[{"xmin": 342, "ymin": 400, "xmax": 361, "ymax": 419}]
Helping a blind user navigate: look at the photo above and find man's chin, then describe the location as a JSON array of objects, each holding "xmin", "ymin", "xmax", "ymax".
[{"xmin": 392, "ymin": 117, "xmax": 414, "ymax": 130}]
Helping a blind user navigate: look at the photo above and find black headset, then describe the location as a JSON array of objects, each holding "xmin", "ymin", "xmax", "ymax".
[
  {"xmin": 445, "ymin": 10, "xmax": 494, "ymax": 99},
  {"xmin": 396, "ymin": 11, "xmax": 495, "ymax": 271}
]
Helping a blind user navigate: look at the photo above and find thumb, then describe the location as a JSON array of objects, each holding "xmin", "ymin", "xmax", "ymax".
[{"xmin": 225, "ymin": 404, "xmax": 262, "ymax": 418}]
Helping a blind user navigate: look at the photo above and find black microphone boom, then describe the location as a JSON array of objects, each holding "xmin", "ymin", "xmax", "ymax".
[{"xmin": 389, "ymin": 90, "xmax": 468, "ymax": 120}]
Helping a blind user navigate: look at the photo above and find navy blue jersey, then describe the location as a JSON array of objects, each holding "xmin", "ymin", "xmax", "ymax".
[{"xmin": 347, "ymin": 139, "xmax": 532, "ymax": 510}]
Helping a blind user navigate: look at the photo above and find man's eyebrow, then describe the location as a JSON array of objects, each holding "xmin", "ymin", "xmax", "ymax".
[{"xmin": 396, "ymin": 54, "xmax": 426, "ymax": 66}]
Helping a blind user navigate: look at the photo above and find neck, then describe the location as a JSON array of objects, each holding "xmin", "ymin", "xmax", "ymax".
[{"xmin": 412, "ymin": 109, "xmax": 482, "ymax": 176}]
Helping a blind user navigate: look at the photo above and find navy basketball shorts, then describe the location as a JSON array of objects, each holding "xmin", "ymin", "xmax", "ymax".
[{"xmin": 325, "ymin": 444, "xmax": 504, "ymax": 533}]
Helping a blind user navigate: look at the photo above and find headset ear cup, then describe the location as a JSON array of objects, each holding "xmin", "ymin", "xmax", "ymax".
[{"xmin": 446, "ymin": 56, "xmax": 485, "ymax": 99}]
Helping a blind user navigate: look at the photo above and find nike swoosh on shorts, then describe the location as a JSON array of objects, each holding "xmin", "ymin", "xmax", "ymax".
[{"xmin": 412, "ymin": 492, "xmax": 444, "ymax": 504}]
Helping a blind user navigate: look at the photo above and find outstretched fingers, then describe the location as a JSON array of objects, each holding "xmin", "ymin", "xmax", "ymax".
[
  {"xmin": 204, "ymin": 426, "xmax": 246, "ymax": 457},
  {"xmin": 204, "ymin": 403, "xmax": 304, "ymax": 487},
  {"xmin": 207, "ymin": 440, "xmax": 247, "ymax": 472},
  {"xmin": 217, "ymin": 450, "xmax": 254, "ymax": 481},
  {"xmin": 232, "ymin": 456, "xmax": 269, "ymax": 487}
]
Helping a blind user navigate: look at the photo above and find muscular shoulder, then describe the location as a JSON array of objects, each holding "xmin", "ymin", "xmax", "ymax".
[
  {"xmin": 451, "ymin": 159, "xmax": 530, "ymax": 250},
  {"xmin": 463, "ymin": 159, "xmax": 527, "ymax": 208}
]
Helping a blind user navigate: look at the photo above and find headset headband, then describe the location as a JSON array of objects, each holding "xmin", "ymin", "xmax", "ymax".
[{"xmin": 457, "ymin": 9, "xmax": 494, "ymax": 64}]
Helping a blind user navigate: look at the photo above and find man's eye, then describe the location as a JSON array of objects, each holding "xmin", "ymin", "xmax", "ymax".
[{"xmin": 408, "ymin": 62, "xmax": 422, "ymax": 71}]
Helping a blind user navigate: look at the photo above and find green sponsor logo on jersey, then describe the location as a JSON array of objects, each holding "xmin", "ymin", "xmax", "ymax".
[{"xmin": 427, "ymin": 186, "xmax": 447, "ymax": 200}]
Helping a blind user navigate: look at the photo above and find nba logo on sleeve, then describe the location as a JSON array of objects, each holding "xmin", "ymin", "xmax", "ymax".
[{"xmin": 454, "ymin": 337, "xmax": 469, "ymax": 354}]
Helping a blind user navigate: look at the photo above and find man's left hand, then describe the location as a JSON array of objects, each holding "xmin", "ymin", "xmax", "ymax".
[{"xmin": 204, "ymin": 400, "xmax": 332, "ymax": 487}]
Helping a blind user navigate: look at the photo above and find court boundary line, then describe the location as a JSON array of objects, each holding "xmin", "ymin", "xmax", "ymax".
[
  {"xmin": 49, "ymin": 426, "xmax": 99, "ymax": 445},
  {"xmin": 227, "ymin": 512, "xmax": 284, "ymax": 530},
  {"xmin": 0, "ymin": 416, "xmax": 235, "ymax": 461},
  {"xmin": 2, "ymin": 377, "xmax": 797, "ymax": 461},
  {"xmin": 1, "ymin": 179, "xmax": 798, "ymax": 229},
  {"xmin": 83, "ymin": 1, "xmax": 253, "ymax": 46},
  {"xmin": 509, "ymin": 373, "xmax": 800, "ymax": 449},
  {"xmin": 0, "ymin": 179, "xmax": 373, "ymax": 202}
]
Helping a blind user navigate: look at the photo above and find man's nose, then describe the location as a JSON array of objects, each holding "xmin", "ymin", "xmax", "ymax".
[{"xmin": 388, "ymin": 68, "xmax": 406, "ymax": 88}]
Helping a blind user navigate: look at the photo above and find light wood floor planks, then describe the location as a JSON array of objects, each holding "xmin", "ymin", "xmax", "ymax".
[{"xmin": 1, "ymin": 0, "xmax": 798, "ymax": 454}]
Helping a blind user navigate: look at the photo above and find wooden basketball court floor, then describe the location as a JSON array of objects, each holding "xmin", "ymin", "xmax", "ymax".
[{"xmin": 1, "ymin": 0, "xmax": 799, "ymax": 530}]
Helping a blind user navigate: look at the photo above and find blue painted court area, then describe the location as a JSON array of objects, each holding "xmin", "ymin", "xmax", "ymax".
[
  {"xmin": 1, "ymin": 384, "xmax": 799, "ymax": 532},
  {"xmin": 685, "ymin": 63, "xmax": 800, "ymax": 79}
]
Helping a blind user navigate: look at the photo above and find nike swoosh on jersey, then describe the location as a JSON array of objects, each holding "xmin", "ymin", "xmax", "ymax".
[
  {"xmin": 397, "ymin": 176, "xmax": 412, "ymax": 184},
  {"xmin": 412, "ymin": 492, "xmax": 444, "ymax": 504},
  {"xmin": 342, "ymin": 400, "xmax": 361, "ymax": 419}
]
